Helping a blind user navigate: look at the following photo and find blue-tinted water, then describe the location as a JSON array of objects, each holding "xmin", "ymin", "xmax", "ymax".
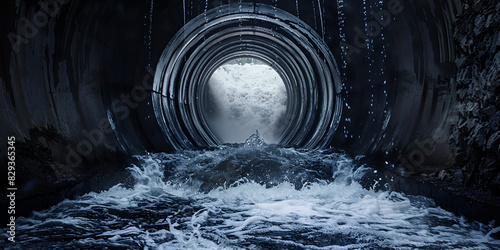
[{"xmin": 4, "ymin": 136, "xmax": 500, "ymax": 249}]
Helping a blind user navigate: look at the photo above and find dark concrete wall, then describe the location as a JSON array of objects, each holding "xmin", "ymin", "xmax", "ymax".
[{"xmin": 0, "ymin": 0, "xmax": 151, "ymax": 217}]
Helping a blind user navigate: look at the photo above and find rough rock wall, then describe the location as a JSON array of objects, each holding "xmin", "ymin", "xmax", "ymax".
[{"xmin": 451, "ymin": 0, "xmax": 500, "ymax": 195}]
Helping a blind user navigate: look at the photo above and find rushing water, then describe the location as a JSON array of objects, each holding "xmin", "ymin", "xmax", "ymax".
[
  {"xmin": 206, "ymin": 62, "xmax": 287, "ymax": 143},
  {"xmin": 4, "ymin": 133, "xmax": 500, "ymax": 249}
]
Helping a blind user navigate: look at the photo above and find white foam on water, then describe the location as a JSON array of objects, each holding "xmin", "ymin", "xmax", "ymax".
[
  {"xmin": 10, "ymin": 147, "xmax": 500, "ymax": 249},
  {"xmin": 199, "ymin": 181, "xmax": 495, "ymax": 248}
]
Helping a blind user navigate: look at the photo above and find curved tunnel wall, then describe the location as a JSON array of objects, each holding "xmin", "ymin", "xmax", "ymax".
[
  {"xmin": 0, "ymin": 0, "xmax": 474, "ymax": 211},
  {"xmin": 151, "ymin": 3, "xmax": 342, "ymax": 150}
]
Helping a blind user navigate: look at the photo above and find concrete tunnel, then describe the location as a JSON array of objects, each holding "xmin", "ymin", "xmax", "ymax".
[{"xmin": 1, "ymin": 0, "xmax": 499, "ymax": 227}]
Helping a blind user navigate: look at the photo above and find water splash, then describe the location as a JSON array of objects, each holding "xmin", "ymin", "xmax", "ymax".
[
  {"xmin": 244, "ymin": 130, "xmax": 265, "ymax": 148},
  {"xmin": 205, "ymin": 62, "xmax": 287, "ymax": 143},
  {"xmin": 10, "ymin": 147, "xmax": 500, "ymax": 249}
]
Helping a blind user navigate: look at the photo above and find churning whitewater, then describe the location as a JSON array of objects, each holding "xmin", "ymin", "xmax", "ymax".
[
  {"xmin": 8, "ymin": 133, "xmax": 500, "ymax": 249},
  {"xmin": 206, "ymin": 62, "xmax": 287, "ymax": 144}
]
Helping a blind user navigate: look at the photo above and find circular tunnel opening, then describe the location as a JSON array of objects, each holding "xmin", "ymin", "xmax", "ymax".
[
  {"xmin": 203, "ymin": 58, "xmax": 288, "ymax": 144},
  {"xmin": 6, "ymin": 0, "xmax": 498, "ymax": 229},
  {"xmin": 152, "ymin": 3, "xmax": 342, "ymax": 150}
]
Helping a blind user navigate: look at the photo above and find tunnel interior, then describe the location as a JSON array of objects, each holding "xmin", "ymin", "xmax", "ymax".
[
  {"xmin": 1, "ymin": 0, "xmax": 500, "ymax": 229},
  {"xmin": 151, "ymin": 3, "xmax": 342, "ymax": 151},
  {"xmin": 1, "ymin": 0, "xmax": 458, "ymax": 156}
]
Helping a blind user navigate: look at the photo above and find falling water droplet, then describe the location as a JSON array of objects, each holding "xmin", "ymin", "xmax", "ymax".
[
  {"xmin": 296, "ymin": 0, "xmax": 300, "ymax": 17},
  {"xmin": 145, "ymin": 0, "xmax": 154, "ymax": 68},
  {"xmin": 311, "ymin": 0, "xmax": 318, "ymax": 31},
  {"xmin": 337, "ymin": 0, "xmax": 351, "ymax": 137},
  {"xmin": 317, "ymin": 0, "xmax": 325, "ymax": 39},
  {"xmin": 183, "ymin": 0, "xmax": 186, "ymax": 25}
]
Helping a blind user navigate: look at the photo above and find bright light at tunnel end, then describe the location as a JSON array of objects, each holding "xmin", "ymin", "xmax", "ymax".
[
  {"xmin": 204, "ymin": 58, "xmax": 287, "ymax": 144},
  {"xmin": 153, "ymin": 3, "xmax": 342, "ymax": 150}
]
